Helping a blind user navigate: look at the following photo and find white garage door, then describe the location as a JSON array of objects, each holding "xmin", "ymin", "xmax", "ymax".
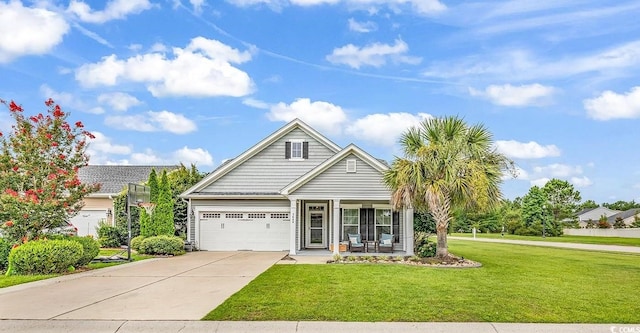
[
  {"xmin": 199, "ymin": 211, "xmax": 290, "ymax": 251},
  {"xmin": 71, "ymin": 210, "xmax": 107, "ymax": 237}
]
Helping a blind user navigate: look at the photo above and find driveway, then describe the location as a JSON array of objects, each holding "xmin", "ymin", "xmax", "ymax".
[{"xmin": 0, "ymin": 251, "xmax": 285, "ymax": 320}]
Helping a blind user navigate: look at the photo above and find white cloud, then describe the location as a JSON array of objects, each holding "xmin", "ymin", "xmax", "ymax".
[
  {"xmin": 173, "ymin": 146, "xmax": 214, "ymax": 166},
  {"xmin": 190, "ymin": 0, "xmax": 206, "ymax": 13},
  {"xmin": 104, "ymin": 111, "xmax": 197, "ymax": 134},
  {"xmin": 469, "ymin": 83, "xmax": 556, "ymax": 107},
  {"xmin": 348, "ymin": 18, "xmax": 377, "ymax": 33},
  {"xmin": 530, "ymin": 178, "xmax": 550, "ymax": 187},
  {"xmin": 495, "ymin": 140, "xmax": 561, "ymax": 159},
  {"xmin": 346, "ymin": 112, "xmax": 433, "ymax": 146},
  {"xmin": 584, "ymin": 86, "xmax": 640, "ymax": 120},
  {"xmin": 39, "ymin": 85, "xmax": 103, "ymax": 114},
  {"xmin": 424, "ymin": 41, "xmax": 640, "ymax": 82},
  {"xmin": 67, "ymin": 0, "xmax": 153, "ymax": 24},
  {"xmin": 571, "ymin": 176, "xmax": 593, "ymax": 188},
  {"xmin": 97, "ymin": 92, "xmax": 141, "ymax": 111},
  {"xmin": 267, "ymin": 98, "xmax": 347, "ymax": 135},
  {"xmin": 87, "ymin": 132, "xmax": 132, "ymax": 155},
  {"xmin": 75, "ymin": 37, "xmax": 254, "ymax": 98},
  {"xmin": 226, "ymin": 0, "xmax": 447, "ymax": 15},
  {"xmin": 243, "ymin": 98, "xmax": 270, "ymax": 109},
  {"xmin": 118, "ymin": 147, "xmax": 214, "ymax": 166},
  {"xmin": 0, "ymin": 1, "xmax": 69, "ymax": 63},
  {"xmin": 533, "ymin": 164, "xmax": 583, "ymax": 178},
  {"xmin": 326, "ymin": 39, "xmax": 421, "ymax": 69}
]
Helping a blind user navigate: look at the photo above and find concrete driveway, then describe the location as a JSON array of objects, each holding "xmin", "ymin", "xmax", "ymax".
[{"xmin": 0, "ymin": 251, "xmax": 285, "ymax": 320}]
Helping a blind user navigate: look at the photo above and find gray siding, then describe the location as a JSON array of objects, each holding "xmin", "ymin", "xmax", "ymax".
[
  {"xmin": 292, "ymin": 154, "xmax": 391, "ymax": 199},
  {"xmin": 191, "ymin": 199, "xmax": 289, "ymax": 210},
  {"xmin": 202, "ymin": 128, "xmax": 335, "ymax": 193}
]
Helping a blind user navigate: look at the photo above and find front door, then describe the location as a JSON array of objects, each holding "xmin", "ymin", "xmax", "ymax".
[{"xmin": 305, "ymin": 204, "xmax": 327, "ymax": 248}]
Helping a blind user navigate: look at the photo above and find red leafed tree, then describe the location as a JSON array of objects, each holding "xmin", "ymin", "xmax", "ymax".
[{"xmin": 0, "ymin": 99, "xmax": 99, "ymax": 242}]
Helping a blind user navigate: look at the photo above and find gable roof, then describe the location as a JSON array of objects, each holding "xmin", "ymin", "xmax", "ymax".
[
  {"xmin": 281, "ymin": 144, "xmax": 389, "ymax": 196},
  {"xmin": 181, "ymin": 119, "xmax": 341, "ymax": 197},
  {"xmin": 607, "ymin": 208, "xmax": 640, "ymax": 222},
  {"xmin": 79, "ymin": 165, "xmax": 178, "ymax": 196},
  {"xmin": 575, "ymin": 207, "xmax": 597, "ymax": 216}
]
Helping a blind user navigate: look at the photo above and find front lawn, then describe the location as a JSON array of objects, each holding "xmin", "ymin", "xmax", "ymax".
[
  {"xmin": 451, "ymin": 232, "xmax": 640, "ymax": 247},
  {"xmin": 0, "ymin": 248, "xmax": 153, "ymax": 288},
  {"xmin": 204, "ymin": 240, "xmax": 640, "ymax": 323}
]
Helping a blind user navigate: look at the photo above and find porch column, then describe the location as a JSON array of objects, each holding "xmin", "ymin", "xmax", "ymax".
[
  {"xmin": 332, "ymin": 199, "xmax": 340, "ymax": 255},
  {"xmin": 289, "ymin": 199, "xmax": 297, "ymax": 255},
  {"xmin": 405, "ymin": 207, "xmax": 415, "ymax": 256}
]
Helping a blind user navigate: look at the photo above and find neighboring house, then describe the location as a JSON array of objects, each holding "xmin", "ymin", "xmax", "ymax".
[
  {"xmin": 75, "ymin": 165, "xmax": 178, "ymax": 237},
  {"xmin": 607, "ymin": 209, "xmax": 640, "ymax": 227},
  {"xmin": 181, "ymin": 119, "xmax": 414, "ymax": 255},
  {"xmin": 574, "ymin": 207, "xmax": 621, "ymax": 228}
]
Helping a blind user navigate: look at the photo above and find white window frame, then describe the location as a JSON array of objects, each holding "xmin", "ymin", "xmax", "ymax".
[
  {"xmin": 342, "ymin": 208, "xmax": 360, "ymax": 241},
  {"xmin": 290, "ymin": 140, "xmax": 304, "ymax": 160},
  {"xmin": 374, "ymin": 208, "xmax": 392, "ymax": 241}
]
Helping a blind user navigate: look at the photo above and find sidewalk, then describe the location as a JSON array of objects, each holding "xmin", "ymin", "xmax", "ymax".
[
  {"xmin": 0, "ymin": 320, "xmax": 628, "ymax": 333},
  {"xmin": 449, "ymin": 236, "xmax": 640, "ymax": 253}
]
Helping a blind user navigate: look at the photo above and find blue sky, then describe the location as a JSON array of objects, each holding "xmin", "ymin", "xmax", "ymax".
[{"xmin": 1, "ymin": 0, "xmax": 640, "ymax": 204}]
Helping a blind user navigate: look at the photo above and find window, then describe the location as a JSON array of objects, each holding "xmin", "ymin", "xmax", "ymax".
[
  {"xmin": 346, "ymin": 159, "xmax": 357, "ymax": 173},
  {"xmin": 202, "ymin": 213, "xmax": 220, "ymax": 219},
  {"xmin": 270, "ymin": 213, "xmax": 289, "ymax": 219},
  {"xmin": 342, "ymin": 208, "xmax": 359, "ymax": 241},
  {"xmin": 247, "ymin": 213, "xmax": 266, "ymax": 219},
  {"xmin": 225, "ymin": 213, "xmax": 243, "ymax": 219},
  {"xmin": 285, "ymin": 141, "xmax": 309, "ymax": 160},
  {"xmin": 375, "ymin": 209, "xmax": 392, "ymax": 240}
]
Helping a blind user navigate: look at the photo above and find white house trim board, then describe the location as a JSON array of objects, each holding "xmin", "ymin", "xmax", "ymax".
[
  {"xmin": 281, "ymin": 144, "xmax": 389, "ymax": 195},
  {"xmin": 181, "ymin": 119, "xmax": 341, "ymax": 197}
]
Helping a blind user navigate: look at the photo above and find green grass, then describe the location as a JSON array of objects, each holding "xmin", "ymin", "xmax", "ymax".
[
  {"xmin": 204, "ymin": 240, "xmax": 640, "ymax": 323},
  {"xmin": 0, "ymin": 248, "xmax": 153, "ymax": 288},
  {"xmin": 451, "ymin": 232, "xmax": 640, "ymax": 247}
]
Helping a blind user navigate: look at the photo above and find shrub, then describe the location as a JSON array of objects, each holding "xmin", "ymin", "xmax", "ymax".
[
  {"xmin": 0, "ymin": 238, "xmax": 12, "ymax": 271},
  {"xmin": 130, "ymin": 235, "xmax": 146, "ymax": 252},
  {"xmin": 96, "ymin": 221, "xmax": 125, "ymax": 248},
  {"xmin": 8, "ymin": 239, "xmax": 83, "ymax": 275},
  {"xmin": 414, "ymin": 231, "xmax": 436, "ymax": 258},
  {"xmin": 138, "ymin": 235, "xmax": 184, "ymax": 256},
  {"xmin": 70, "ymin": 236, "xmax": 99, "ymax": 266}
]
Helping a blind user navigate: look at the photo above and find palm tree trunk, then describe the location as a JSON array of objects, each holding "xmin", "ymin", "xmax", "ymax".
[
  {"xmin": 427, "ymin": 191, "xmax": 451, "ymax": 259},
  {"xmin": 435, "ymin": 222, "xmax": 448, "ymax": 258}
]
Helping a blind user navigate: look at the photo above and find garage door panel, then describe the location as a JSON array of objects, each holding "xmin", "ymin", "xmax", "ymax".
[{"xmin": 199, "ymin": 211, "xmax": 289, "ymax": 251}]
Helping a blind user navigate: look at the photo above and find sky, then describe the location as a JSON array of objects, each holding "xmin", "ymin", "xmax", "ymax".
[{"xmin": 1, "ymin": 0, "xmax": 640, "ymax": 204}]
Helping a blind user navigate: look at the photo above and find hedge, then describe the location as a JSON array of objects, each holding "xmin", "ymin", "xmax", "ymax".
[
  {"xmin": 8, "ymin": 239, "xmax": 83, "ymax": 275},
  {"xmin": 139, "ymin": 235, "xmax": 184, "ymax": 256}
]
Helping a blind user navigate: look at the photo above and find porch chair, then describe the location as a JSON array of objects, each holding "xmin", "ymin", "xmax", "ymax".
[
  {"xmin": 378, "ymin": 233, "xmax": 394, "ymax": 253},
  {"xmin": 347, "ymin": 233, "xmax": 365, "ymax": 252}
]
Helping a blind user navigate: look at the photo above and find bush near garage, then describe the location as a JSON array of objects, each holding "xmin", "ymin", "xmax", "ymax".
[
  {"xmin": 8, "ymin": 239, "xmax": 82, "ymax": 275},
  {"xmin": 0, "ymin": 237, "xmax": 12, "ymax": 272},
  {"xmin": 138, "ymin": 235, "xmax": 184, "ymax": 256},
  {"xmin": 96, "ymin": 221, "xmax": 126, "ymax": 248},
  {"xmin": 43, "ymin": 235, "xmax": 99, "ymax": 267},
  {"xmin": 130, "ymin": 235, "xmax": 145, "ymax": 252}
]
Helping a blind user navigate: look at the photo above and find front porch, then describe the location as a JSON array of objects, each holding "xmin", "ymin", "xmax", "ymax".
[{"xmin": 287, "ymin": 198, "xmax": 414, "ymax": 256}]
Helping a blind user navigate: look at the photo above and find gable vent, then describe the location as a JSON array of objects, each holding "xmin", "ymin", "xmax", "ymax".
[{"xmin": 346, "ymin": 159, "xmax": 357, "ymax": 173}]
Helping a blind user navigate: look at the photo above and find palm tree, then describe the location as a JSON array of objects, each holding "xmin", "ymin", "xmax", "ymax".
[{"xmin": 384, "ymin": 116, "xmax": 513, "ymax": 259}]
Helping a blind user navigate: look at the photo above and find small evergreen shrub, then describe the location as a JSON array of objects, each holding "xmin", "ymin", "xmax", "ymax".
[
  {"xmin": 70, "ymin": 236, "xmax": 100, "ymax": 266},
  {"xmin": 139, "ymin": 235, "xmax": 184, "ymax": 255},
  {"xmin": 130, "ymin": 235, "xmax": 146, "ymax": 252},
  {"xmin": 8, "ymin": 239, "xmax": 83, "ymax": 275},
  {"xmin": 0, "ymin": 238, "xmax": 12, "ymax": 271},
  {"xmin": 414, "ymin": 231, "xmax": 436, "ymax": 258},
  {"xmin": 96, "ymin": 222, "xmax": 125, "ymax": 248}
]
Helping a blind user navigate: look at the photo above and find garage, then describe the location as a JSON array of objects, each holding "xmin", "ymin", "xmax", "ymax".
[
  {"xmin": 70, "ymin": 209, "xmax": 107, "ymax": 237},
  {"xmin": 198, "ymin": 211, "xmax": 290, "ymax": 251}
]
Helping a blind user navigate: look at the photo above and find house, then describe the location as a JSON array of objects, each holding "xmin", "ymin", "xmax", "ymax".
[
  {"xmin": 574, "ymin": 207, "xmax": 621, "ymax": 228},
  {"xmin": 180, "ymin": 119, "xmax": 414, "ymax": 255},
  {"xmin": 607, "ymin": 209, "xmax": 640, "ymax": 227},
  {"xmin": 75, "ymin": 165, "xmax": 177, "ymax": 237}
]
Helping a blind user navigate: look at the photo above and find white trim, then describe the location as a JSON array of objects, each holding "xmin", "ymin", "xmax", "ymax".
[
  {"xmin": 289, "ymin": 140, "xmax": 304, "ymax": 160},
  {"xmin": 372, "ymin": 204, "xmax": 391, "ymax": 209},
  {"xmin": 281, "ymin": 144, "xmax": 389, "ymax": 195},
  {"xmin": 340, "ymin": 204, "xmax": 363, "ymax": 209},
  {"xmin": 305, "ymin": 203, "xmax": 328, "ymax": 248},
  {"xmin": 186, "ymin": 194, "xmax": 286, "ymax": 200},
  {"xmin": 196, "ymin": 206, "xmax": 289, "ymax": 213},
  {"xmin": 181, "ymin": 119, "xmax": 341, "ymax": 197}
]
